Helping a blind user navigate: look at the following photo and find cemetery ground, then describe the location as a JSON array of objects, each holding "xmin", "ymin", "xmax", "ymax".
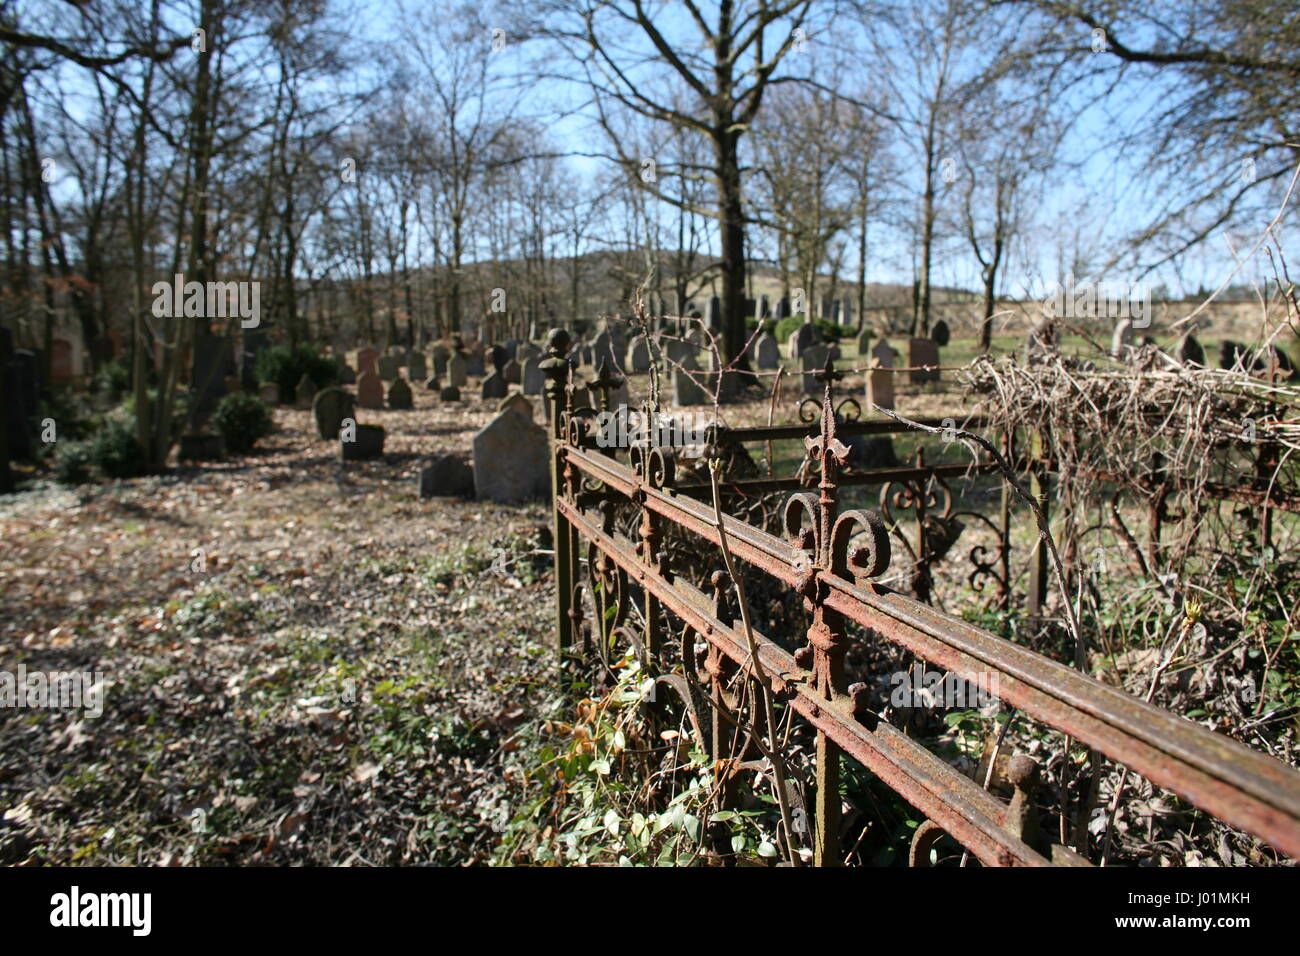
[{"xmin": 2, "ymin": 331, "xmax": 1295, "ymax": 866}]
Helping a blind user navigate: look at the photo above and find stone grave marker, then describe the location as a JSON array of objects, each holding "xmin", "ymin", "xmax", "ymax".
[
  {"xmin": 440, "ymin": 385, "xmax": 461, "ymax": 402},
  {"xmin": 755, "ymin": 332, "xmax": 780, "ymax": 370},
  {"xmin": 627, "ymin": 335, "xmax": 651, "ymax": 373},
  {"xmin": 339, "ymin": 423, "xmax": 384, "ymax": 461},
  {"xmin": 447, "ymin": 353, "xmax": 467, "ymax": 388},
  {"xmin": 313, "ymin": 387, "xmax": 355, "ymax": 440},
  {"xmin": 931, "ymin": 320, "xmax": 951, "ymax": 347},
  {"xmin": 1178, "ymin": 333, "xmax": 1205, "ymax": 367},
  {"xmin": 356, "ymin": 347, "xmax": 379, "ymax": 378},
  {"xmin": 498, "ymin": 393, "xmax": 535, "ymax": 420},
  {"xmin": 407, "ymin": 351, "xmax": 427, "ymax": 381},
  {"xmin": 377, "ymin": 355, "xmax": 400, "ymax": 381},
  {"xmin": 356, "ymin": 370, "xmax": 384, "ymax": 409},
  {"xmin": 387, "ymin": 377, "xmax": 413, "ymax": 410},
  {"xmin": 801, "ymin": 345, "xmax": 830, "ymax": 393},
  {"xmin": 502, "ymin": 358, "xmax": 521, "ymax": 385},
  {"xmin": 522, "ymin": 357, "xmax": 544, "ymax": 395},
  {"xmin": 472, "ymin": 409, "xmax": 550, "ymax": 502},
  {"xmin": 908, "ymin": 338, "xmax": 940, "ymax": 384},
  {"xmin": 419, "ymin": 455, "xmax": 474, "ymax": 499},
  {"xmin": 295, "ymin": 374, "xmax": 317, "ymax": 410},
  {"xmin": 481, "ymin": 370, "xmax": 508, "ymax": 400},
  {"xmin": 258, "ymin": 382, "xmax": 280, "ymax": 405},
  {"xmin": 51, "ymin": 338, "xmax": 75, "ymax": 384}
]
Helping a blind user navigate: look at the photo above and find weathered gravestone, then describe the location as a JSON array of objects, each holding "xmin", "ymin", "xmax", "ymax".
[
  {"xmin": 313, "ymin": 387, "xmax": 355, "ymax": 440},
  {"xmin": 1026, "ymin": 320, "xmax": 1058, "ymax": 364},
  {"xmin": 498, "ymin": 393, "xmax": 535, "ymax": 420},
  {"xmin": 801, "ymin": 345, "xmax": 830, "ymax": 394},
  {"xmin": 295, "ymin": 374, "xmax": 317, "ymax": 410},
  {"xmin": 516, "ymin": 342, "xmax": 541, "ymax": 364},
  {"xmin": 407, "ymin": 351, "xmax": 427, "ymax": 381},
  {"xmin": 425, "ymin": 376, "xmax": 440, "ymax": 391},
  {"xmin": 463, "ymin": 346, "xmax": 486, "ymax": 377},
  {"xmin": 710, "ymin": 352, "xmax": 738, "ymax": 402},
  {"xmin": 432, "ymin": 345, "xmax": 450, "ymax": 378},
  {"xmin": 440, "ymin": 385, "xmax": 461, "ymax": 402},
  {"xmin": 592, "ymin": 331, "xmax": 622, "ymax": 371},
  {"xmin": 790, "ymin": 322, "xmax": 821, "ymax": 358},
  {"xmin": 258, "ymin": 382, "xmax": 280, "ymax": 405},
  {"xmin": 909, "ymin": 338, "xmax": 940, "ymax": 384},
  {"xmin": 481, "ymin": 370, "xmax": 508, "ymax": 400},
  {"xmin": 377, "ymin": 355, "xmax": 400, "ymax": 381},
  {"xmin": 672, "ymin": 354, "xmax": 706, "ymax": 406},
  {"xmin": 627, "ymin": 335, "xmax": 651, "ymax": 373},
  {"xmin": 1178, "ymin": 333, "xmax": 1205, "ymax": 367},
  {"xmin": 867, "ymin": 339, "xmax": 899, "ymax": 413},
  {"xmin": 356, "ymin": 347, "xmax": 379, "ymax": 379},
  {"xmin": 755, "ymin": 332, "xmax": 780, "ymax": 370},
  {"xmin": 339, "ymin": 422, "xmax": 385, "ymax": 461},
  {"xmin": 856, "ymin": 328, "xmax": 873, "ymax": 356},
  {"xmin": 931, "ymin": 320, "xmax": 951, "ymax": 348},
  {"xmin": 356, "ymin": 370, "xmax": 384, "ymax": 409},
  {"xmin": 522, "ymin": 357, "xmax": 544, "ymax": 396},
  {"xmin": 418, "ymin": 454, "xmax": 475, "ymax": 499},
  {"xmin": 472, "ymin": 409, "xmax": 550, "ymax": 502},
  {"xmin": 845, "ymin": 435, "xmax": 899, "ymax": 470},
  {"xmin": 51, "ymin": 338, "xmax": 75, "ymax": 384},
  {"xmin": 337, "ymin": 362, "xmax": 357, "ymax": 386},
  {"xmin": 387, "ymin": 377, "xmax": 413, "ymax": 410},
  {"xmin": 489, "ymin": 344, "xmax": 508, "ymax": 373},
  {"xmin": 502, "ymin": 358, "xmax": 521, "ymax": 385},
  {"xmin": 447, "ymin": 353, "xmax": 467, "ymax": 388}
]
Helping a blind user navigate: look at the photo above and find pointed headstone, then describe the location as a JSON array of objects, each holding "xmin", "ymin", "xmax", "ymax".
[
  {"xmin": 497, "ymin": 393, "xmax": 535, "ymax": 420},
  {"xmin": 481, "ymin": 370, "xmax": 508, "ymax": 400},
  {"xmin": 931, "ymin": 320, "xmax": 950, "ymax": 347},
  {"xmin": 472, "ymin": 410, "xmax": 550, "ymax": 502},
  {"xmin": 387, "ymin": 377, "xmax": 413, "ymax": 410}
]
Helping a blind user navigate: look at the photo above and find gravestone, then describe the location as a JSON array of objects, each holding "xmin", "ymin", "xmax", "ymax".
[
  {"xmin": 464, "ymin": 346, "xmax": 486, "ymax": 377},
  {"xmin": 377, "ymin": 355, "xmax": 400, "ymax": 381},
  {"xmin": 909, "ymin": 338, "xmax": 940, "ymax": 384},
  {"xmin": 489, "ymin": 344, "xmax": 508, "ymax": 373},
  {"xmin": 419, "ymin": 455, "xmax": 475, "ymax": 499},
  {"xmin": 432, "ymin": 345, "xmax": 450, "ymax": 378},
  {"xmin": 258, "ymin": 382, "xmax": 280, "ymax": 405},
  {"xmin": 504, "ymin": 339, "xmax": 518, "ymax": 361},
  {"xmin": 845, "ymin": 435, "xmax": 899, "ymax": 470},
  {"xmin": 356, "ymin": 347, "xmax": 379, "ymax": 378},
  {"xmin": 872, "ymin": 339, "xmax": 898, "ymax": 368},
  {"xmin": 407, "ymin": 351, "xmax": 427, "ymax": 381},
  {"xmin": 313, "ymin": 387, "xmax": 355, "ymax": 440},
  {"xmin": 4, "ymin": 340, "xmax": 36, "ymax": 460},
  {"xmin": 502, "ymin": 358, "xmax": 521, "ymax": 385},
  {"xmin": 593, "ymin": 331, "xmax": 622, "ymax": 371},
  {"xmin": 498, "ymin": 393, "xmax": 535, "ymax": 420},
  {"xmin": 672, "ymin": 354, "xmax": 706, "ymax": 406},
  {"xmin": 447, "ymin": 353, "xmax": 467, "ymax": 388},
  {"xmin": 1177, "ymin": 333, "xmax": 1205, "ymax": 367},
  {"xmin": 472, "ymin": 409, "xmax": 550, "ymax": 502},
  {"xmin": 522, "ymin": 357, "xmax": 544, "ymax": 396},
  {"xmin": 337, "ymin": 362, "xmax": 357, "ymax": 386},
  {"xmin": 627, "ymin": 335, "xmax": 651, "ymax": 373},
  {"xmin": 339, "ymin": 423, "xmax": 385, "ymax": 461},
  {"xmin": 790, "ymin": 322, "xmax": 821, "ymax": 358},
  {"xmin": 1218, "ymin": 340, "xmax": 1246, "ymax": 370},
  {"xmin": 356, "ymin": 371, "xmax": 384, "ymax": 409},
  {"xmin": 867, "ymin": 341, "xmax": 897, "ymax": 411},
  {"xmin": 51, "ymin": 338, "xmax": 75, "ymax": 384},
  {"xmin": 707, "ymin": 296, "xmax": 721, "ymax": 330},
  {"xmin": 425, "ymin": 376, "xmax": 440, "ymax": 391},
  {"xmin": 481, "ymin": 370, "xmax": 508, "ymax": 400},
  {"xmin": 931, "ymin": 320, "xmax": 951, "ymax": 348},
  {"xmin": 801, "ymin": 345, "xmax": 830, "ymax": 394},
  {"xmin": 776, "ymin": 297, "xmax": 791, "ymax": 320},
  {"xmin": 755, "ymin": 332, "xmax": 780, "ymax": 370},
  {"xmin": 295, "ymin": 374, "xmax": 317, "ymax": 410},
  {"xmin": 387, "ymin": 377, "xmax": 413, "ymax": 410},
  {"xmin": 1111, "ymin": 318, "xmax": 1134, "ymax": 359},
  {"xmin": 856, "ymin": 328, "xmax": 873, "ymax": 356},
  {"xmin": 241, "ymin": 328, "xmax": 268, "ymax": 389},
  {"xmin": 516, "ymin": 342, "xmax": 541, "ymax": 364},
  {"xmin": 440, "ymin": 385, "xmax": 461, "ymax": 402}
]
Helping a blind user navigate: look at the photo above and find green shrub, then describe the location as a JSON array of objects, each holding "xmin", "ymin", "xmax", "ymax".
[
  {"xmin": 90, "ymin": 415, "xmax": 146, "ymax": 479},
  {"xmin": 210, "ymin": 392, "xmax": 273, "ymax": 454},
  {"xmin": 54, "ymin": 441, "xmax": 94, "ymax": 484},
  {"xmin": 774, "ymin": 315, "xmax": 844, "ymax": 345},
  {"xmin": 95, "ymin": 358, "xmax": 131, "ymax": 401},
  {"xmin": 255, "ymin": 345, "xmax": 339, "ymax": 400}
]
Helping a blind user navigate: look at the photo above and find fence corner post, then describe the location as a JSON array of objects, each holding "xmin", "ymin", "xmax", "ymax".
[{"xmin": 541, "ymin": 328, "xmax": 575, "ymax": 658}]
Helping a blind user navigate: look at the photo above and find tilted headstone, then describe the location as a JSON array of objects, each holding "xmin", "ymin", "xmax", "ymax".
[
  {"xmin": 931, "ymin": 320, "xmax": 951, "ymax": 348},
  {"xmin": 419, "ymin": 455, "xmax": 474, "ymax": 499},
  {"xmin": 295, "ymin": 373, "xmax": 317, "ymax": 410},
  {"xmin": 801, "ymin": 345, "xmax": 830, "ymax": 394},
  {"xmin": 502, "ymin": 358, "xmax": 521, "ymax": 385},
  {"xmin": 1177, "ymin": 333, "xmax": 1205, "ymax": 367},
  {"xmin": 356, "ymin": 347, "xmax": 379, "ymax": 378},
  {"xmin": 497, "ymin": 393, "xmax": 535, "ymax": 421},
  {"xmin": 872, "ymin": 339, "xmax": 897, "ymax": 369},
  {"xmin": 908, "ymin": 338, "xmax": 940, "ymax": 384},
  {"xmin": 472, "ymin": 409, "xmax": 550, "ymax": 502},
  {"xmin": 755, "ymin": 332, "xmax": 780, "ymax": 370},
  {"xmin": 480, "ymin": 370, "xmax": 508, "ymax": 400},
  {"xmin": 377, "ymin": 355, "xmax": 400, "ymax": 381},
  {"xmin": 522, "ymin": 357, "xmax": 544, "ymax": 396},
  {"xmin": 856, "ymin": 328, "xmax": 873, "ymax": 356},
  {"xmin": 356, "ymin": 370, "xmax": 384, "ymax": 409},
  {"xmin": 387, "ymin": 377, "xmax": 413, "ymax": 410},
  {"xmin": 313, "ymin": 387, "xmax": 355, "ymax": 440},
  {"xmin": 447, "ymin": 353, "xmax": 467, "ymax": 388}
]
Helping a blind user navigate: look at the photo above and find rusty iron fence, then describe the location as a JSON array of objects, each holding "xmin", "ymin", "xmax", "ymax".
[{"xmin": 539, "ymin": 329, "xmax": 1300, "ymax": 866}]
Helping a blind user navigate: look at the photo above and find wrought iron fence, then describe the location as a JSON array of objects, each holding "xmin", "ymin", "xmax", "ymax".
[{"xmin": 539, "ymin": 328, "xmax": 1300, "ymax": 867}]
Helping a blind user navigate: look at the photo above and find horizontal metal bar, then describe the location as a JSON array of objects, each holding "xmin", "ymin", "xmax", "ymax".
[
  {"xmin": 559, "ymin": 497, "xmax": 1051, "ymax": 866},
  {"xmin": 675, "ymin": 461, "xmax": 1004, "ymax": 497},
  {"xmin": 560, "ymin": 444, "xmax": 1300, "ymax": 859}
]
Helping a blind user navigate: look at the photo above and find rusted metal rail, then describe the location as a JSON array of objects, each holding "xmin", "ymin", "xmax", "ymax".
[{"xmin": 540, "ymin": 329, "xmax": 1300, "ymax": 866}]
